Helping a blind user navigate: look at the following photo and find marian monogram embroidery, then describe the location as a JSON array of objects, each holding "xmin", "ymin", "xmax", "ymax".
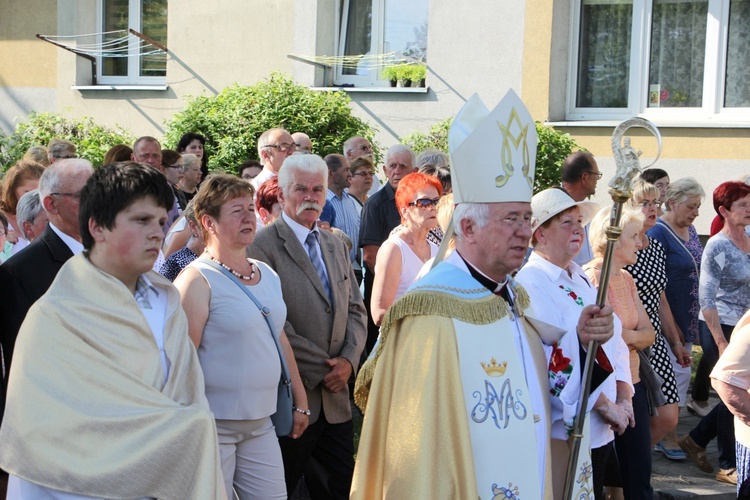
[{"xmin": 471, "ymin": 376, "xmax": 528, "ymax": 429}]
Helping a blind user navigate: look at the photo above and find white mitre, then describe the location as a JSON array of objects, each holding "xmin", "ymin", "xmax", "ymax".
[{"xmin": 449, "ymin": 89, "xmax": 538, "ymax": 204}]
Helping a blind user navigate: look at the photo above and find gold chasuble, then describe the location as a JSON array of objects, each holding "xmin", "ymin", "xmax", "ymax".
[
  {"xmin": 353, "ymin": 259, "xmax": 554, "ymax": 499},
  {"xmin": 0, "ymin": 254, "xmax": 226, "ymax": 500}
]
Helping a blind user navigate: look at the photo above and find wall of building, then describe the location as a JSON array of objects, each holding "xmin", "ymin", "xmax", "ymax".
[{"xmin": 0, "ymin": 0, "xmax": 58, "ymax": 133}]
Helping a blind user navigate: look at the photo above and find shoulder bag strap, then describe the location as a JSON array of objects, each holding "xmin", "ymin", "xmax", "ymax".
[
  {"xmin": 656, "ymin": 219, "xmax": 699, "ymax": 277},
  {"xmin": 196, "ymin": 257, "xmax": 291, "ymax": 383}
]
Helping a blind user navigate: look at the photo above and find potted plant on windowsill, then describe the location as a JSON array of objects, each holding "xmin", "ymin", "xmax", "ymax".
[
  {"xmin": 381, "ymin": 65, "xmax": 400, "ymax": 87},
  {"xmin": 407, "ymin": 64, "xmax": 427, "ymax": 88}
]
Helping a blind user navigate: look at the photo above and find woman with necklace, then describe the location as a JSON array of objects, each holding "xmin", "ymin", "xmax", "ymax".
[
  {"xmin": 678, "ymin": 180, "xmax": 750, "ymax": 484},
  {"xmin": 175, "ymin": 174, "xmax": 308, "ymax": 499},
  {"xmin": 623, "ymin": 179, "xmax": 692, "ymax": 460},
  {"xmin": 370, "ymin": 172, "xmax": 442, "ymax": 326},
  {"xmin": 516, "ymin": 188, "xmax": 630, "ymax": 499},
  {"xmin": 647, "ymin": 178, "xmax": 705, "ymax": 419},
  {"xmin": 586, "ymin": 205, "xmax": 656, "ymax": 500}
]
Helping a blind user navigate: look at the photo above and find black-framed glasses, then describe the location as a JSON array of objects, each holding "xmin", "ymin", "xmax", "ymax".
[
  {"xmin": 166, "ymin": 164, "xmax": 183, "ymax": 171},
  {"xmin": 586, "ymin": 171, "xmax": 603, "ymax": 179},
  {"xmin": 264, "ymin": 143, "xmax": 297, "ymax": 153},
  {"xmin": 50, "ymin": 192, "xmax": 81, "ymax": 200},
  {"xmin": 408, "ymin": 198, "xmax": 440, "ymax": 208},
  {"xmin": 52, "ymin": 154, "xmax": 78, "ymax": 160},
  {"xmin": 352, "ymin": 171, "xmax": 374, "ymax": 178}
]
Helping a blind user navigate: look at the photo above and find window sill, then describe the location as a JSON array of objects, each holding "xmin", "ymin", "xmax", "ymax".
[
  {"xmin": 310, "ymin": 86, "xmax": 429, "ymax": 94},
  {"xmin": 71, "ymin": 85, "xmax": 169, "ymax": 91},
  {"xmin": 548, "ymin": 119, "xmax": 750, "ymax": 129}
]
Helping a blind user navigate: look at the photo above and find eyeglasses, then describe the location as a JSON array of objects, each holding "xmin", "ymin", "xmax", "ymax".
[
  {"xmin": 586, "ymin": 171, "xmax": 603, "ymax": 179},
  {"xmin": 356, "ymin": 144, "xmax": 372, "ymax": 152},
  {"xmin": 408, "ymin": 198, "xmax": 440, "ymax": 208},
  {"xmin": 264, "ymin": 143, "xmax": 297, "ymax": 153},
  {"xmin": 242, "ymin": 173, "xmax": 257, "ymax": 180},
  {"xmin": 352, "ymin": 171, "xmax": 374, "ymax": 178},
  {"xmin": 495, "ymin": 215, "xmax": 533, "ymax": 229},
  {"xmin": 53, "ymin": 154, "xmax": 77, "ymax": 160},
  {"xmin": 50, "ymin": 192, "xmax": 81, "ymax": 200},
  {"xmin": 638, "ymin": 200, "xmax": 661, "ymax": 209},
  {"xmin": 166, "ymin": 164, "xmax": 183, "ymax": 171}
]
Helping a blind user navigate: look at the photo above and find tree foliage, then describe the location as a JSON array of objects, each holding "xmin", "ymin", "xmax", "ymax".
[
  {"xmin": 163, "ymin": 73, "xmax": 379, "ymax": 173},
  {"xmin": 0, "ymin": 113, "xmax": 134, "ymax": 171},
  {"xmin": 401, "ymin": 117, "xmax": 586, "ymax": 192}
]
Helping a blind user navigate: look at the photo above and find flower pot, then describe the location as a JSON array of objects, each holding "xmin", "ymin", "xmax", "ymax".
[
  {"xmin": 389, "ymin": 79, "xmax": 397, "ymax": 87},
  {"xmin": 411, "ymin": 79, "xmax": 425, "ymax": 88},
  {"xmin": 397, "ymin": 79, "xmax": 409, "ymax": 88}
]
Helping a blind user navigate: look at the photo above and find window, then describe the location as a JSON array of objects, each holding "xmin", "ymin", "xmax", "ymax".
[
  {"xmin": 335, "ymin": 0, "xmax": 428, "ymax": 86},
  {"xmin": 98, "ymin": 0, "xmax": 167, "ymax": 85},
  {"xmin": 568, "ymin": 0, "xmax": 749, "ymax": 121}
]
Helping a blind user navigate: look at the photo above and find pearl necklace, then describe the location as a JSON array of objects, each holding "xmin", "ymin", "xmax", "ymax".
[{"xmin": 206, "ymin": 252, "xmax": 255, "ymax": 280}]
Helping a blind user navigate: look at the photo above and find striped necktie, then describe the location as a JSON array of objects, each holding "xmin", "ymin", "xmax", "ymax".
[{"xmin": 306, "ymin": 231, "xmax": 331, "ymax": 301}]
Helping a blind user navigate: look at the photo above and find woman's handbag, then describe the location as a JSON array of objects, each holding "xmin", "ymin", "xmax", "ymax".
[{"xmin": 198, "ymin": 258, "xmax": 294, "ymax": 437}]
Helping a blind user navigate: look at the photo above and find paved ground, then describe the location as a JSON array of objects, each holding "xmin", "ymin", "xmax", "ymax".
[{"xmin": 652, "ymin": 393, "xmax": 736, "ymax": 499}]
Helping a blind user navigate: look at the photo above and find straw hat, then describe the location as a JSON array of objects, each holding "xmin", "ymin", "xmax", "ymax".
[{"xmin": 530, "ymin": 188, "xmax": 599, "ymax": 233}]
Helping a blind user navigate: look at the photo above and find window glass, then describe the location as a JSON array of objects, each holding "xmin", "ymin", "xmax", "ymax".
[
  {"xmin": 647, "ymin": 0, "xmax": 708, "ymax": 108},
  {"xmin": 103, "ymin": 0, "xmax": 129, "ymax": 77},
  {"xmin": 341, "ymin": 0, "xmax": 373, "ymax": 76},
  {"xmin": 383, "ymin": 0, "xmax": 428, "ymax": 60},
  {"xmin": 724, "ymin": 0, "xmax": 750, "ymax": 107},
  {"xmin": 140, "ymin": 0, "xmax": 167, "ymax": 77},
  {"xmin": 576, "ymin": 0, "xmax": 633, "ymax": 108}
]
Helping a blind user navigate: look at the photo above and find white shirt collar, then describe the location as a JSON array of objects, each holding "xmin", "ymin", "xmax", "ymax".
[
  {"xmin": 526, "ymin": 251, "xmax": 590, "ymax": 287},
  {"xmin": 282, "ymin": 212, "xmax": 319, "ymax": 249},
  {"xmin": 49, "ymin": 222, "xmax": 84, "ymax": 255}
]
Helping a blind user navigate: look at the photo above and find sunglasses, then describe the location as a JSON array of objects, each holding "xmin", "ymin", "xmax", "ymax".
[{"xmin": 408, "ymin": 198, "xmax": 440, "ymax": 208}]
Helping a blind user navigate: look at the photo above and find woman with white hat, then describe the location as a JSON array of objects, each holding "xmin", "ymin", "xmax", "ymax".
[{"xmin": 516, "ymin": 187, "xmax": 632, "ymax": 499}]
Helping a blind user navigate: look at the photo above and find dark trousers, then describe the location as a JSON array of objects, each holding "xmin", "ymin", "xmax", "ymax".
[
  {"xmin": 615, "ymin": 382, "xmax": 653, "ymax": 499},
  {"xmin": 692, "ymin": 320, "xmax": 734, "ymax": 401},
  {"xmin": 592, "ymin": 441, "xmax": 616, "ymax": 500},
  {"xmin": 690, "ymin": 400, "xmax": 736, "ymax": 470},
  {"xmin": 362, "ymin": 267, "xmax": 380, "ymax": 357},
  {"xmin": 279, "ymin": 409, "xmax": 354, "ymax": 500}
]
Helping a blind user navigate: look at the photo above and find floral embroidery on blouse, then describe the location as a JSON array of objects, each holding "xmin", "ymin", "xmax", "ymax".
[
  {"xmin": 548, "ymin": 344, "xmax": 573, "ymax": 397},
  {"xmin": 559, "ymin": 285, "xmax": 584, "ymax": 306}
]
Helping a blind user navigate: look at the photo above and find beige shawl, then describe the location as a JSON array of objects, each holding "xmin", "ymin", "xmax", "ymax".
[{"xmin": 0, "ymin": 254, "xmax": 226, "ymax": 500}]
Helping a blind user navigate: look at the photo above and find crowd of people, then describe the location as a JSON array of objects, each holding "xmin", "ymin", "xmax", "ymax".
[{"xmin": 0, "ymin": 103, "xmax": 748, "ymax": 500}]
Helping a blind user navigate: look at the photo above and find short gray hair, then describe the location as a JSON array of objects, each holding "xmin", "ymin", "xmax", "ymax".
[
  {"xmin": 38, "ymin": 158, "xmax": 94, "ymax": 200},
  {"xmin": 343, "ymin": 136, "xmax": 369, "ymax": 156},
  {"xmin": 386, "ymin": 144, "xmax": 416, "ymax": 168},
  {"xmin": 257, "ymin": 128, "xmax": 290, "ymax": 158},
  {"xmin": 16, "ymin": 189, "xmax": 43, "ymax": 239},
  {"xmin": 663, "ymin": 177, "xmax": 705, "ymax": 212},
  {"xmin": 277, "ymin": 154, "xmax": 328, "ymax": 194},
  {"xmin": 453, "ymin": 203, "xmax": 490, "ymax": 240},
  {"xmin": 182, "ymin": 153, "xmax": 200, "ymax": 170},
  {"xmin": 47, "ymin": 138, "xmax": 76, "ymax": 161},
  {"xmin": 417, "ymin": 149, "xmax": 449, "ymax": 170}
]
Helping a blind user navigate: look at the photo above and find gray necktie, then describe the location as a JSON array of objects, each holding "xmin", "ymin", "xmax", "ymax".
[{"xmin": 305, "ymin": 231, "xmax": 331, "ymax": 301}]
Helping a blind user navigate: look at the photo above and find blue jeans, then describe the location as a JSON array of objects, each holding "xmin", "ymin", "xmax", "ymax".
[{"xmin": 692, "ymin": 320, "xmax": 734, "ymax": 402}]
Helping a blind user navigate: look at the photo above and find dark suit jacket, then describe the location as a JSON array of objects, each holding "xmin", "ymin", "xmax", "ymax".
[
  {"xmin": 0, "ymin": 225, "xmax": 74, "ymax": 375},
  {"xmin": 247, "ymin": 215, "xmax": 367, "ymax": 425}
]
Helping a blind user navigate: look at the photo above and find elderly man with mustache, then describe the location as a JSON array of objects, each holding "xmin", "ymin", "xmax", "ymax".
[{"xmin": 247, "ymin": 154, "xmax": 367, "ymax": 499}]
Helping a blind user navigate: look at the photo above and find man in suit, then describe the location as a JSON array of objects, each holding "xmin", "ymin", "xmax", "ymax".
[
  {"xmin": 247, "ymin": 154, "xmax": 366, "ymax": 500},
  {"xmin": 0, "ymin": 158, "xmax": 94, "ymax": 377}
]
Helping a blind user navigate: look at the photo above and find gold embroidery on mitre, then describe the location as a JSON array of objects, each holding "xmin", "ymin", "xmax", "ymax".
[
  {"xmin": 496, "ymin": 107, "xmax": 533, "ymax": 189},
  {"xmin": 480, "ymin": 357, "xmax": 508, "ymax": 377}
]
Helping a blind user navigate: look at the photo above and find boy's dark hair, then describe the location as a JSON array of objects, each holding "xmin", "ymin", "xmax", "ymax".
[
  {"xmin": 79, "ymin": 162, "xmax": 174, "ymax": 250},
  {"xmin": 640, "ymin": 168, "xmax": 669, "ymax": 185}
]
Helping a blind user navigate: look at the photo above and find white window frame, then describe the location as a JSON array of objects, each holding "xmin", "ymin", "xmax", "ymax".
[
  {"xmin": 566, "ymin": 0, "xmax": 750, "ymax": 124},
  {"xmin": 335, "ymin": 0, "xmax": 390, "ymax": 87},
  {"xmin": 96, "ymin": 0, "xmax": 166, "ymax": 86}
]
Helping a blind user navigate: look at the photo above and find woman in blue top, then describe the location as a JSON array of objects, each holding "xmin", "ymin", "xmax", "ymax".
[{"xmin": 646, "ymin": 177, "xmax": 705, "ymax": 444}]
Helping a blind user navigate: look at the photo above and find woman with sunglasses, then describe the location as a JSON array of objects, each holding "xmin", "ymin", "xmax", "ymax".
[{"xmin": 370, "ymin": 172, "xmax": 442, "ymax": 326}]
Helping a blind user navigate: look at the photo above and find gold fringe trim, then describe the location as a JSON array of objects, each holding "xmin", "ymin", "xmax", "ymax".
[{"xmin": 355, "ymin": 288, "xmax": 521, "ymax": 412}]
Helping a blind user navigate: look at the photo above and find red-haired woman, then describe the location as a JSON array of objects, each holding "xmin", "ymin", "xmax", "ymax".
[
  {"xmin": 679, "ymin": 181, "xmax": 750, "ymax": 482},
  {"xmin": 370, "ymin": 172, "xmax": 442, "ymax": 325}
]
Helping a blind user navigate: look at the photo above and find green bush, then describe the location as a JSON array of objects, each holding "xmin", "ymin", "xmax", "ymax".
[
  {"xmin": 163, "ymin": 73, "xmax": 379, "ymax": 173},
  {"xmin": 402, "ymin": 117, "xmax": 585, "ymax": 192},
  {"xmin": 0, "ymin": 113, "xmax": 134, "ymax": 171}
]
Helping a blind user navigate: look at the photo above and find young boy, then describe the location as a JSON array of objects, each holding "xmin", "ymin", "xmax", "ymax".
[{"xmin": 0, "ymin": 162, "xmax": 226, "ymax": 499}]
